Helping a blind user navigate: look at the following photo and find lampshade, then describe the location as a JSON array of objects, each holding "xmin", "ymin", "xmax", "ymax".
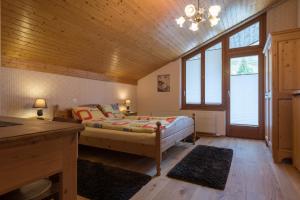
[
  {"xmin": 33, "ymin": 98, "xmax": 47, "ymax": 108},
  {"xmin": 119, "ymin": 105, "xmax": 127, "ymax": 112},
  {"xmin": 125, "ymin": 99, "xmax": 131, "ymax": 106},
  {"xmin": 176, "ymin": 16, "xmax": 185, "ymax": 28},
  {"xmin": 209, "ymin": 16, "xmax": 220, "ymax": 27},
  {"xmin": 184, "ymin": 4, "xmax": 196, "ymax": 17},
  {"xmin": 209, "ymin": 5, "xmax": 221, "ymax": 17},
  {"xmin": 189, "ymin": 22, "xmax": 199, "ymax": 31}
]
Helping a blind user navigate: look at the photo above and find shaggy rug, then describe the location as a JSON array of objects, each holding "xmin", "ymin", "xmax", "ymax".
[
  {"xmin": 167, "ymin": 145, "xmax": 233, "ymax": 190},
  {"xmin": 77, "ymin": 159, "xmax": 151, "ymax": 200}
]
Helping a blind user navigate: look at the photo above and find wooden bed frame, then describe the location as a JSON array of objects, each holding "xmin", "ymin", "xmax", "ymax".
[{"xmin": 53, "ymin": 105, "xmax": 196, "ymax": 176}]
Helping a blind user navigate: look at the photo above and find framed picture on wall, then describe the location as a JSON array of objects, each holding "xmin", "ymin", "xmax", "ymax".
[{"xmin": 157, "ymin": 74, "xmax": 170, "ymax": 92}]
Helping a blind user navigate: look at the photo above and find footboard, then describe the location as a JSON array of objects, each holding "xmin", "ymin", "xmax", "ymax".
[{"xmin": 154, "ymin": 113, "xmax": 196, "ymax": 176}]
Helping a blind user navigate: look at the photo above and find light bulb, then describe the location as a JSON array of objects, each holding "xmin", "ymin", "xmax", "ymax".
[
  {"xmin": 189, "ymin": 22, "xmax": 199, "ymax": 31},
  {"xmin": 209, "ymin": 5, "xmax": 221, "ymax": 17},
  {"xmin": 184, "ymin": 4, "xmax": 196, "ymax": 17},
  {"xmin": 176, "ymin": 16, "xmax": 185, "ymax": 27},
  {"xmin": 209, "ymin": 16, "xmax": 220, "ymax": 27}
]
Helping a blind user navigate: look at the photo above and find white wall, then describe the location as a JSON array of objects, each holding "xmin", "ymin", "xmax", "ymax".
[
  {"xmin": 0, "ymin": 67, "xmax": 137, "ymax": 119},
  {"xmin": 137, "ymin": 60, "xmax": 226, "ymax": 135}
]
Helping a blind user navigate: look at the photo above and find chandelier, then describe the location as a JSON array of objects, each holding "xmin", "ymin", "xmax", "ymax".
[{"xmin": 176, "ymin": 0, "xmax": 221, "ymax": 31}]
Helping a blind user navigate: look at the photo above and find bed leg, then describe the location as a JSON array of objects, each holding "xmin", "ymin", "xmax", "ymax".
[
  {"xmin": 192, "ymin": 113, "xmax": 196, "ymax": 145},
  {"xmin": 156, "ymin": 154, "xmax": 161, "ymax": 176},
  {"xmin": 155, "ymin": 121, "xmax": 162, "ymax": 176}
]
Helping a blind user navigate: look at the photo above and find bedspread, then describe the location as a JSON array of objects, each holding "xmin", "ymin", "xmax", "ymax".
[{"xmin": 83, "ymin": 116, "xmax": 186, "ymax": 133}]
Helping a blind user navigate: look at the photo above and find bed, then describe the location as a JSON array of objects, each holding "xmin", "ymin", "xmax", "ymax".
[{"xmin": 53, "ymin": 105, "xmax": 196, "ymax": 176}]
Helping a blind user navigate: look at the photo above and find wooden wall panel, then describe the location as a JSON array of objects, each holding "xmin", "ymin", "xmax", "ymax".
[
  {"xmin": 278, "ymin": 39, "xmax": 300, "ymax": 91},
  {"xmin": 1, "ymin": 0, "xmax": 279, "ymax": 83},
  {"xmin": 278, "ymin": 100, "xmax": 293, "ymax": 150}
]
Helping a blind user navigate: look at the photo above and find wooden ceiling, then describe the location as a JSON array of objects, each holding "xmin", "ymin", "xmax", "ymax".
[{"xmin": 2, "ymin": 0, "xmax": 278, "ymax": 84}]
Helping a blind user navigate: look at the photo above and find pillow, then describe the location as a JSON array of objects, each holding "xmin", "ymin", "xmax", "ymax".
[
  {"xmin": 72, "ymin": 106, "xmax": 106, "ymax": 121},
  {"xmin": 101, "ymin": 104, "xmax": 125, "ymax": 118}
]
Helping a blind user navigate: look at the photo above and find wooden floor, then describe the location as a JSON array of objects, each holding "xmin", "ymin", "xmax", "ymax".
[{"xmin": 77, "ymin": 137, "xmax": 300, "ymax": 200}]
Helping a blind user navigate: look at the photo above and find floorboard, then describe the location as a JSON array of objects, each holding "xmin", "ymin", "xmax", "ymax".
[{"xmin": 77, "ymin": 137, "xmax": 300, "ymax": 200}]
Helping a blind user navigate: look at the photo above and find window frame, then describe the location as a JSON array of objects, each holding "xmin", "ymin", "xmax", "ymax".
[
  {"xmin": 181, "ymin": 14, "xmax": 266, "ymax": 111},
  {"xmin": 228, "ymin": 21, "xmax": 260, "ymax": 50},
  {"xmin": 182, "ymin": 38, "xmax": 225, "ymax": 111}
]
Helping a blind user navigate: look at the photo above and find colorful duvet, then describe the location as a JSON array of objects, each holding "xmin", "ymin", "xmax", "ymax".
[{"xmin": 84, "ymin": 116, "xmax": 185, "ymax": 133}]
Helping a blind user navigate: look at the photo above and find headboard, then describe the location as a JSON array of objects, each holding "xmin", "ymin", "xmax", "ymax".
[
  {"xmin": 53, "ymin": 105, "xmax": 73, "ymax": 119},
  {"xmin": 52, "ymin": 104, "xmax": 102, "ymax": 123}
]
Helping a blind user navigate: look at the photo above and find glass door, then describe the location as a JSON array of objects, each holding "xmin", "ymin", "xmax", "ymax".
[{"xmin": 227, "ymin": 54, "xmax": 263, "ymax": 139}]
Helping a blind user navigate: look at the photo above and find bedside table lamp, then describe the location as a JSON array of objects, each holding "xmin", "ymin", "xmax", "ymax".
[
  {"xmin": 33, "ymin": 98, "xmax": 47, "ymax": 119},
  {"xmin": 125, "ymin": 99, "xmax": 131, "ymax": 113}
]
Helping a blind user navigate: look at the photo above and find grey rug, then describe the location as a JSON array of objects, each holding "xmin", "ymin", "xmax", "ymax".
[{"xmin": 167, "ymin": 145, "xmax": 233, "ymax": 190}]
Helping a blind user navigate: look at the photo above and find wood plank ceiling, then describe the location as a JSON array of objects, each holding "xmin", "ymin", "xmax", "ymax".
[{"xmin": 2, "ymin": 0, "xmax": 278, "ymax": 84}]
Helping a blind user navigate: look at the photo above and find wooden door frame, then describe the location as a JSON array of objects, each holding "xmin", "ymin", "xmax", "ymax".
[
  {"xmin": 180, "ymin": 13, "xmax": 266, "ymax": 139},
  {"xmin": 225, "ymin": 51, "xmax": 265, "ymax": 139}
]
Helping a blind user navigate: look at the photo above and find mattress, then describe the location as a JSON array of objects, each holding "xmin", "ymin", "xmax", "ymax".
[{"xmin": 80, "ymin": 116, "xmax": 193, "ymax": 145}]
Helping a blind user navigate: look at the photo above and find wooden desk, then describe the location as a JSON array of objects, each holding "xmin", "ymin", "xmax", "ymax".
[{"xmin": 0, "ymin": 117, "xmax": 84, "ymax": 199}]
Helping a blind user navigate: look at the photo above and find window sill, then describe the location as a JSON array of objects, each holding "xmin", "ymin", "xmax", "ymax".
[{"xmin": 180, "ymin": 104, "xmax": 225, "ymax": 111}]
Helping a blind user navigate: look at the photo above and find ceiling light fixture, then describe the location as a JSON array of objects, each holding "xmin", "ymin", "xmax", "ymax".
[{"xmin": 176, "ymin": 0, "xmax": 221, "ymax": 31}]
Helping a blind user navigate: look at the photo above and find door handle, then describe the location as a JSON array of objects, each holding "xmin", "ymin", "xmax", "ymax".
[{"xmin": 228, "ymin": 90, "xmax": 230, "ymax": 97}]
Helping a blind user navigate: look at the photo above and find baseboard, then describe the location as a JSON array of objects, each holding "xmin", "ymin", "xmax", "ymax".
[{"xmin": 196, "ymin": 132, "xmax": 219, "ymax": 137}]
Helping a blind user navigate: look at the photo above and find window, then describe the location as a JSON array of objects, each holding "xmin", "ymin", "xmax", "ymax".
[
  {"xmin": 182, "ymin": 15, "xmax": 265, "ymax": 110},
  {"xmin": 182, "ymin": 41, "xmax": 223, "ymax": 109},
  {"xmin": 229, "ymin": 22, "xmax": 260, "ymax": 49},
  {"xmin": 185, "ymin": 54, "xmax": 201, "ymax": 104},
  {"xmin": 230, "ymin": 56, "xmax": 259, "ymax": 125},
  {"xmin": 205, "ymin": 42, "xmax": 222, "ymax": 104}
]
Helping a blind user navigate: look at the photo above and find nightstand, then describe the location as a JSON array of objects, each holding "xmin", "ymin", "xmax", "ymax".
[
  {"xmin": 125, "ymin": 112, "xmax": 137, "ymax": 116},
  {"xmin": 27, "ymin": 117, "xmax": 51, "ymax": 121}
]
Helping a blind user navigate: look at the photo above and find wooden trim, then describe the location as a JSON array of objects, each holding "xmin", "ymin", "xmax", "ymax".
[
  {"xmin": 196, "ymin": 132, "xmax": 219, "ymax": 137},
  {"xmin": 225, "ymin": 14, "xmax": 266, "ymax": 139},
  {"xmin": 226, "ymin": 51, "xmax": 265, "ymax": 140},
  {"xmin": 226, "ymin": 53, "xmax": 265, "ymax": 140},
  {"xmin": 182, "ymin": 14, "xmax": 266, "ymax": 140},
  {"xmin": 227, "ymin": 14, "xmax": 266, "ymax": 52},
  {"xmin": 79, "ymin": 136, "xmax": 156, "ymax": 157},
  {"xmin": 180, "ymin": 104, "xmax": 225, "ymax": 111},
  {"xmin": 201, "ymin": 49, "xmax": 205, "ymax": 104},
  {"xmin": 192, "ymin": 113, "xmax": 196, "ymax": 145},
  {"xmin": 182, "ymin": 40, "xmax": 225, "ymax": 110},
  {"xmin": 182, "ymin": 14, "xmax": 266, "ymax": 111},
  {"xmin": 155, "ymin": 122, "xmax": 162, "ymax": 176},
  {"xmin": 269, "ymin": 27, "xmax": 300, "ymax": 36},
  {"xmin": 2, "ymin": 57, "xmax": 137, "ymax": 85},
  {"xmin": 181, "ymin": 58, "xmax": 187, "ymax": 109}
]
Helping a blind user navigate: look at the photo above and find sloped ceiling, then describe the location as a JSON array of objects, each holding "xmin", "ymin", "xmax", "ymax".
[{"xmin": 2, "ymin": 0, "xmax": 278, "ymax": 84}]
